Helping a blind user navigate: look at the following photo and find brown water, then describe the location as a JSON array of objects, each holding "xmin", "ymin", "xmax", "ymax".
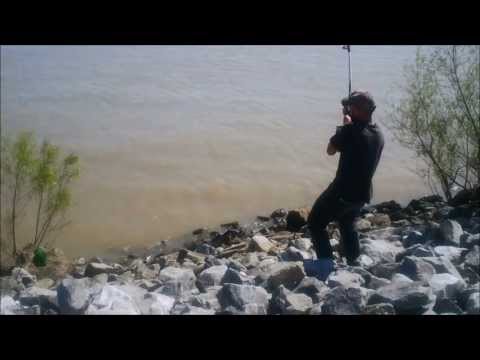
[{"xmin": 1, "ymin": 46, "xmax": 430, "ymax": 258}]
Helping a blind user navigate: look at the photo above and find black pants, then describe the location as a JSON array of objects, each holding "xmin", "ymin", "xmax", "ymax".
[{"xmin": 307, "ymin": 183, "xmax": 364, "ymax": 263}]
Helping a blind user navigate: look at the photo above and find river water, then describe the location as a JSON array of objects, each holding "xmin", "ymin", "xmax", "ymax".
[{"xmin": 1, "ymin": 45, "xmax": 430, "ymax": 258}]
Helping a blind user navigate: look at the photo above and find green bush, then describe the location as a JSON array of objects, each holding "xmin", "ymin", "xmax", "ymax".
[
  {"xmin": 388, "ymin": 46, "xmax": 479, "ymax": 200},
  {"xmin": 1, "ymin": 131, "xmax": 80, "ymax": 260}
]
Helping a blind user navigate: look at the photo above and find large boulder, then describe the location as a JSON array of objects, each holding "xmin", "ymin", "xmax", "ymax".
[
  {"xmin": 327, "ymin": 269, "xmax": 366, "ymax": 289},
  {"xmin": 144, "ymin": 293, "xmax": 176, "ymax": 315},
  {"xmin": 19, "ymin": 286, "xmax": 58, "ymax": 311},
  {"xmin": 360, "ymin": 238, "xmax": 404, "ymax": 265},
  {"xmin": 0, "ymin": 296, "xmax": 23, "ymax": 315},
  {"xmin": 433, "ymin": 246, "xmax": 468, "ymax": 264},
  {"xmin": 217, "ymin": 283, "xmax": 270, "ymax": 314},
  {"xmin": 57, "ymin": 277, "xmax": 101, "ymax": 314},
  {"xmin": 157, "ymin": 266, "xmax": 197, "ymax": 297},
  {"xmin": 397, "ymin": 256, "xmax": 436, "ymax": 282},
  {"xmin": 294, "ymin": 277, "xmax": 330, "ymax": 303},
  {"xmin": 368, "ymin": 281, "xmax": 434, "ymax": 314},
  {"xmin": 85, "ymin": 284, "xmax": 142, "ymax": 315},
  {"xmin": 369, "ymin": 262, "xmax": 399, "ymax": 280},
  {"xmin": 428, "ymin": 273, "xmax": 466, "ymax": 300},
  {"xmin": 270, "ymin": 285, "xmax": 313, "ymax": 314},
  {"xmin": 190, "ymin": 286, "xmax": 222, "ymax": 312},
  {"xmin": 266, "ymin": 262, "xmax": 306, "ymax": 290},
  {"xmin": 421, "ymin": 256, "xmax": 466, "ymax": 283},
  {"xmin": 321, "ymin": 286, "xmax": 367, "ymax": 315},
  {"xmin": 369, "ymin": 213, "xmax": 391, "ymax": 228},
  {"xmin": 221, "ymin": 267, "xmax": 254, "ymax": 286},
  {"xmin": 197, "ymin": 265, "xmax": 228, "ymax": 289},
  {"xmin": 433, "ymin": 298, "xmax": 464, "ymax": 314},
  {"xmin": 439, "ymin": 220, "xmax": 463, "ymax": 246}
]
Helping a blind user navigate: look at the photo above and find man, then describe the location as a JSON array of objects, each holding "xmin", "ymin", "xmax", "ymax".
[{"xmin": 307, "ymin": 91, "xmax": 384, "ymax": 276}]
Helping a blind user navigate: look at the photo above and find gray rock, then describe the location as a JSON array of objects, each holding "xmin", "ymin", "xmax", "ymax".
[
  {"xmin": 241, "ymin": 253, "xmax": 260, "ymax": 269},
  {"xmin": 195, "ymin": 243, "xmax": 217, "ymax": 255},
  {"xmin": 271, "ymin": 285, "xmax": 313, "ymax": 314},
  {"xmin": 84, "ymin": 262, "xmax": 118, "ymax": 277},
  {"xmin": 0, "ymin": 296, "xmax": 23, "ymax": 315},
  {"xmin": 368, "ymin": 281, "xmax": 434, "ymax": 314},
  {"xmin": 433, "ymin": 298, "xmax": 463, "ymax": 314},
  {"xmin": 464, "ymin": 245, "xmax": 480, "ymax": 269},
  {"xmin": 462, "ymin": 233, "xmax": 480, "ymax": 249},
  {"xmin": 144, "ymin": 293, "xmax": 175, "ymax": 315},
  {"xmin": 422, "ymin": 256, "xmax": 465, "ymax": 282},
  {"xmin": 391, "ymin": 273, "xmax": 414, "ymax": 284},
  {"xmin": 357, "ymin": 254, "xmax": 374, "ymax": 268},
  {"xmin": 197, "ymin": 265, "xmax": 228, "ymax": 289},
  {"xmin": 57, "ymin": 277, "xmax": 99, "ymax": 314},
  {"xmin": 129, "ymin": 259, "xmax": 160, "ymax": 280},
  {"xmin": 437, "ymin": 206, "xmax": 455, "ymax": 219},
  {"xmin": 264, "ymin": 262, "xmax": 306, "ymax": 291},
  {"xmin": 370, "ymin": 262, "xmax": 399, "ymax": 280},
  {"xmin": 439, "ymin": 220, "xmax": 463, "ymax": 246},
  {"xmin": 433, "ymin": 246, "xmax": 468, "ymax": 264},
  {"xmin": 327, "ymin": 269, "xmax": 366, "ymax": 289},
  {"xmin": 402, "ymin": 231, "xmax": 425, "ymax": 248},
  {"xmin": 465, "ymin": 292, "xmax": 480, "ymax": 314},
  {"xmin": 19, "ymin": 286, "xmax": 58, "ymax": 309},
  {"xmin": 157, "ymin": 266, "xmax": 197, "ymax": 297},
  {"xmin": 397, "ymin": 256, "xmax": 436, "ymax": 282},
  {"xmin": 226, "ymin": 259, "xmax": 248, "ymax": 273},
  {"xmin": 360, "ymin": 238, "xmax": 404, "ymax": 265},
  {"xmin": 135, "ymin": 279, "xmax": 162, "ymax": 291},
  {"xmin": 221, "ymin": 267, "xmax": 254, "ymax": 286},
  {"xmin": 428, "ymin": 273, "xmax": 466, "ymax": 300},
  {"xmin": 218, "ymin": 283, "xmax": 270, "ymax": 313},
  {"xmin": 177, "ymin": 305, "xmax": 216, "ymax": 315},
  {"xmin": 397, "ymin": 244, "xmax": 435, "ymax": 261},
  {"xmin": 294, "ymin": 277, "xmax": 330, "ymax": 303},
  {"xmin": 190, "ymin": 286, "xmax": 222, "ymax": 312},
  {"xmin": 356, "ymin": 219, "xmax": 372, "ymax": 232},
  {"xmin": 85, "ymin": 284, "xmax": 142, "ymax": 315},
  {"xmin": 367, "ymin": 275, "xmax": 391, "ymax": 290},
  {"xmin": 11, "ymin": 267, "xmax": 36, "ymax": 287},
  {"xmin": 321, "ymin": 286, "xmax": 366, "ymax": 314},
  {"xmin": 293, "ymin": 238, "xmax": 313, "ymax": 251},
  {"xmin": 36, "ymin": 278, "xmax": 55, "ymax": 289},
  {"xmin": 280, "ymin": 246, "xmax": 313, "ymax": 261},
  {"xmin": 0, "ymin": 276, "xmax": 25, "ymax": 297},
  {"xmin": 364, "ymin": 303, "xmax": 396, "ymax": 315},
  {"xmin": 251, "ymin": 235, "xmax": 274, "ymax": 252}
]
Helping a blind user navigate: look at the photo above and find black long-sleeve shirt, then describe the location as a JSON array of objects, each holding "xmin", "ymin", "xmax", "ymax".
[{"xmin": 328, "ymin": 120, "xmax": 384, "ymax": 204}]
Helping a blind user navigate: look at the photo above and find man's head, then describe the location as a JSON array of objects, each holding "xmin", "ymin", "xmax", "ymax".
[{"xmin": 341, "ymin": 91, "xmax": 376, "ymax": 122}]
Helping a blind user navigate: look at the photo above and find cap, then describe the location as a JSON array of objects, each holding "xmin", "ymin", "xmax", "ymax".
[{"xmin": 341, "ymin": 91, "xmax": 376, "ymax": 113}]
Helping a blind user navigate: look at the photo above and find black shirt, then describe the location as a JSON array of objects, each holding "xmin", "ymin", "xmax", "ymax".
[{"xmin": 329, "ymin": 119, "xmax": 384, "ymax": 204}]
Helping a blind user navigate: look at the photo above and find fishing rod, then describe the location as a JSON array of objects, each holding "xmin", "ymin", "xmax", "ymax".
[
  {"xmin": 342, "ymin": 45, "xmax": 352, "ymax": 97},
  {"xmin": 342, "ymin": 45, "xmax": 352, "ymax": 116}
]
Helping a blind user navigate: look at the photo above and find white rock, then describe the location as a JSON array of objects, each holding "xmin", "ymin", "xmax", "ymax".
[
  {"xmin": 429, "ymin": 273, "xmax": 466, "ymax": 300},
  {"xmin": 145, "ymin": 293, "xmax": 175, "ymax": 315},
  {"xmin": 85, "ymin": 284, "xmax": 141, "ymax": 315},
  {"xmin": 433, "ymin": 246, "xmax": 468, "ymax": 264},
  {"xmin": 0, "ymin": 296, "xmax": 22, "ymax": 315},
  {"xmin": 198, "ymin": 265, "xmax": 228, "ymax": 288},
  {"xmin": 251, "ymin": 235, "xmax": 274, "ymax": 252}
]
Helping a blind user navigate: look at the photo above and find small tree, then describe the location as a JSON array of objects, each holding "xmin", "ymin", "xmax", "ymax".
[
  {"xmin": 0, "ymin": 132, "xmax": 80, "ymax": 259},
  {"xmin": 388, "ymin": 45, "xmax": 479, "ymax": 201}
]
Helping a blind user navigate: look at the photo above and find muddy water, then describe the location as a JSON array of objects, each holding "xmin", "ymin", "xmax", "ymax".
[{"xmin": 1, "ymin": 46, "xmax": 430, "ymax": 258}]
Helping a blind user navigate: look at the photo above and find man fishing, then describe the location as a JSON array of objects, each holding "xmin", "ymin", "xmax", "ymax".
[{"xmin": 307, "ymin": 90, "xmax": 384, "ymax": 277}]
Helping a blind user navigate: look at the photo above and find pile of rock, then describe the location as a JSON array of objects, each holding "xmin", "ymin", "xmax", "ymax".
[{"xmin": 1, "ymin": 188, "xmax": 479, "ymax": 315}]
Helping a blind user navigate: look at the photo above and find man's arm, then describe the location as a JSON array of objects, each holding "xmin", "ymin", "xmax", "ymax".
[
  {"xmin": 327, "ymin": 141, "xmax": 338, "ymax": 155},
  {"xmin": 327, "ymin": 114, "xmax": 351, "ymax": 155}
]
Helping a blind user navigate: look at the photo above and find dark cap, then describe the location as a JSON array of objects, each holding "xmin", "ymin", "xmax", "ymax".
[{"xmin": 341, "ymin": 91, "xmax": 376, "ymax": 114}]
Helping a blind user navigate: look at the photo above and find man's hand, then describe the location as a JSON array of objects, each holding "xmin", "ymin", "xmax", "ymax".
[{"xmin": 343, "ymin": 114, "xmax": 352, "ymax": 125}]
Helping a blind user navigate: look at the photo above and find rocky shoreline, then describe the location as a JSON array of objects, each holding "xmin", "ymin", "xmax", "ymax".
[{"xmin": 1, "ymin": 187, "xmax": 479, "ymax": 315}]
